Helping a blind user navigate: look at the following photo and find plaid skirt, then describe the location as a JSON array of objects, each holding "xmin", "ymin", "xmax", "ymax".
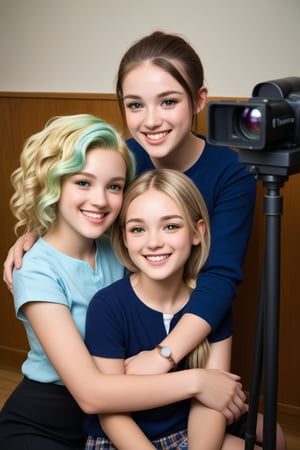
[
  {"xmin": 84, "ymin": 412, "xmax": 261, "ymax": 449},
  {"xmin": 85, "ymin": 429, "xmax": 188, "ymax": 450}
]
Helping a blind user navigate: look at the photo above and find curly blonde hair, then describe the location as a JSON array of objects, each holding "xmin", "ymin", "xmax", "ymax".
[
  {"xmin": 112, "ymin": 168, "xmax": 211, "ymax": 368},
  {"xmin": 10, "ymin": 114, "xmax": 135, "ymax": 236}
]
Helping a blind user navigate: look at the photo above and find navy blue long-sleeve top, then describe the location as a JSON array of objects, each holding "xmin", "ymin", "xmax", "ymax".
[{"xmin": 126, "ymin": 136, "xmax": 257, "ymax": 332}]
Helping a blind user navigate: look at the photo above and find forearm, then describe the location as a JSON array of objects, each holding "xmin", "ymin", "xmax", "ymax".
[
  {"xmin": 23, "ymin": 302, "xmax": 201, "ymax": 415},
  {"xmin": 99, "ymin": 413, "xmax": 156, "ymax": 450},
  {"xmin": 77, "ymin": 370, "xmax": 201, "ymax": 414},
  {"xmin": 25, "ymin": 303, "xmax": 245, "ymax": 418},
  {"xmin": 159, "ymin": 313, "xmax": 211, "ymax": 363},
  {"xmin": 188, "ymin": 399, "xmax": 226, "ymax": 450}
]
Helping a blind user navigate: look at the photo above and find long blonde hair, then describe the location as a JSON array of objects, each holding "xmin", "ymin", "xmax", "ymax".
[{"xmin": 112, "ymin": 168, "xmax": 211, "ymax": 368}]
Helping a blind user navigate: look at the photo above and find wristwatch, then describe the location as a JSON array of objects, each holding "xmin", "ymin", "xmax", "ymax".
[{"xmin": 156, "ymin": 345, "xmax": 176, "ymax": 368}]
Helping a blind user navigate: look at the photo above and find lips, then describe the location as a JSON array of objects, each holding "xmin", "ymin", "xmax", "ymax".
[
  {"xmin": 144, "ymin": 131, "xmax": 169, "ymax": 141},
  {"xmin": 81, "ymin": 210, "xmax": 105, "ymax": 219},
  {"xmin": 145, "ymin": 254, "xmax": 170, "ymax": 262}
]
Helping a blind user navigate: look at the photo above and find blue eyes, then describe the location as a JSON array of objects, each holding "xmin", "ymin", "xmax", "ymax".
[
  {"xmin": 77, "ymin": 180, "xmax": 89, "ymax": 187},
  {"xmin": 76, "ymin": 181, "xmax": 122, "ymax": 191},
  {"xmin": 132, "ymin": 227, "xmax": 144, "ymax": 233},
  {"xmin": 163, "ymin": 99, "xmax": 176, "ymax": 106},
  {"xmin": 166, "ymin": 224, "xmax": 178, "ymax": 230},
  {"xmin": 126, "ymin": 99, "xmax": 178, "ymax": 110},
  {"xmin": 129, "ymin": 224, "xmax": 179, "ymax": 233},
  {"xmin": 128, "ymin": 102, "xmax": 142, "ymax": 109},
  {"xmin": 109, "ymin": 185, "xmax": 122, "ymax": 191}
]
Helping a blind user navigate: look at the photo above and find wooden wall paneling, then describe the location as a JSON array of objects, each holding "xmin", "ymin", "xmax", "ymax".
[
  {"xmin": 0, "ymin": 93, "xmax": 125, "ymax": 369},
  {"xmin": 0, "ymin": 93, "xmax": 299, "ymax": 413}
]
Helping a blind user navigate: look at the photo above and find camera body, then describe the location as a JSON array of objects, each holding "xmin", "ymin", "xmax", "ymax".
[{"xmin": 207, "ymin": 77, "xmax": 300, "ymax": 150}]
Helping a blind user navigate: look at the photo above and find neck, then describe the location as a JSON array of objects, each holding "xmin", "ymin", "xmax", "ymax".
[
  {"xmin": 151, "ymin": 133, "xmax": 205, "ymax": 171},
  {"xmin": 43, "ymin": 227, "xmax": 96, "ymax": 269},
  {"xmin": 130, "ymin": 272, "xmax": 191, "ymax": 314}
]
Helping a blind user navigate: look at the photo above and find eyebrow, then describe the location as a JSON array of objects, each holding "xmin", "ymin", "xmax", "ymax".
[
  {"xmin": 123, "ymin": 90, "xmax": 184, "ymax": 101},
  {"xmin": 126, "ymin": 214, "xmax": 184, "ymax": 225},
  {"xmin": 73, "ymin": 172, "xmax": 126, "ymax": 182}
]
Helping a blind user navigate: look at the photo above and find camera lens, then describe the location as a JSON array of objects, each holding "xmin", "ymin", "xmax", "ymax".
[{"xmin": 236, "ymin": 107, "xmax": 262, "ymax": 140}]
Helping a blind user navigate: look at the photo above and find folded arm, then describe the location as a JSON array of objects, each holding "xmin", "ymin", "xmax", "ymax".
[
  {"xmin": 94, "ymin": 356, "xmax": 157, "ymax": 450},
  {"xmin": 23, "ymin": 301, "xmax": 246, "ymax": 419},
  {"xmin": 126, "ymin": 169, "xmax": 256, "ymax": 375},
  {"xmin": 188, "ymin": 337, "xmax": 231, "ymax": 450}
]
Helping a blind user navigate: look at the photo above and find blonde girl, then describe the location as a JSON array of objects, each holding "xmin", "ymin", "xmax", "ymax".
[
  {"xmin": 0, "ymin": 116, "xmax": 246, "ymax": 450},
  {"xmin": 84, "ymin": 169, "xmax": 235, "ymax": 450}
]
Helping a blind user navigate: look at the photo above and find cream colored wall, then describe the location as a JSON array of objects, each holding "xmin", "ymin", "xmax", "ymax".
[{"xmin": 0, "ymin": 0, "xmax": 299, "ymax": 96}]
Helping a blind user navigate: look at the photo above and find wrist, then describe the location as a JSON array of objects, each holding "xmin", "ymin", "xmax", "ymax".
[
  {"xmin": 155, "ymin": 345, "xmax": 176, "ymax": 369},
  {"xmin": 188, "ymin": 368, "xmax": 204, "ymax": 397}
]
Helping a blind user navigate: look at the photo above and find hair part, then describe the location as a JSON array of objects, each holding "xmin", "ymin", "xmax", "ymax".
[
  {"xmin": 10, "ymin": 114, "xmax": 135, "ymax": 236},
  {"xmin": 116, "ymin": 31, "xmax": 205, "ymax": 132}
]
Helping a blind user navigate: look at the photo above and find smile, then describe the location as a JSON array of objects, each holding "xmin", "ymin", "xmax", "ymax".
[
  {"xmin": 144, "ymin": 131, "xmax": 169, "ymax": 140},
  {"xmin": 145, "ymin": 254, "xmax": 170, "ymax": 262},
  {"xmin": 82, "ymin": 211, "xmax": 105, "ymax": 219}
]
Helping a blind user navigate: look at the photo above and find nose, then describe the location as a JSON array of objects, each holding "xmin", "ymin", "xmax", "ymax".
[
  {"xmin": 143, "ymin": 106, "xmax": 162, "ymax": 129},
  {"xmin": 90, "ymin": 186, "xmax": 108, "ymax": 207},
  {"xmin": 146, "ymin": 229, "xmax": 164, "ymax": 249}
]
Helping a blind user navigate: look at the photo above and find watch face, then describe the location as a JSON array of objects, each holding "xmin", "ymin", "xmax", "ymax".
[{"xmin": 161, "ymin": 347, "xmax": 171, "ymax": 358}]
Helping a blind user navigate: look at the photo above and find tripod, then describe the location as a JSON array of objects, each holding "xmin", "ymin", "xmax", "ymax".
[{"xmin": 238, "ymin": 147, "xmax": 300, "ymax": 450}]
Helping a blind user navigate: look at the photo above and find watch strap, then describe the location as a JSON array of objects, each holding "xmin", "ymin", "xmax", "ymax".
[{"xmin": 156, "ymin": 344, "xmax": 176, "ymax": 367}]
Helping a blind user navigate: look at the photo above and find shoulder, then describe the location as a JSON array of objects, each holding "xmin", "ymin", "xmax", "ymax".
[
  {"xmin": 187, "ymin": 138, "xmax": 256, "ymax": 207},
  {"xmin": 14, "ymin": 238, "xmax": 61, "ymax": 275},
  {"xmin": 87, "ymin": 277, "xmax": 133, "ymax": 327},
  {"xmin": 200, "ymin": 138, "xmax": 248, "ymax": 172},
  {"xmin": 89, "ymin": 276, "xmax": 131, "ymax": 309},
  {"xmin": 13, "ymin": 239, "xmax": 71, "ymax": 314},
  {"xmin": 198, "ymin": 138, "xmax": 256, "ymax": 190}
]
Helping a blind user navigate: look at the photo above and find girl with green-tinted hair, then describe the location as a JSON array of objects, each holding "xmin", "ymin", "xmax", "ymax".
[
  {"xmin": 0, "ymin": 114, "xmax": 247, "ymax": 450},
  {"xmin": 10, "ymin": 114, "xmax": 135, "ymax": 236}
]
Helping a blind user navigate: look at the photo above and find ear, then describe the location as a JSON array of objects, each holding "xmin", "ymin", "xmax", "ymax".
[
  {"xmin": 195, "ymin": 86, "xmax": 208, "ymax": 114},
  {"xmin": 192, "ymin": 219, "xmax": 206, "ymax": 246}
]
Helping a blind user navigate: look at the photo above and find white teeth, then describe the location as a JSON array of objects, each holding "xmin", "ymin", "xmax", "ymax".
[
  {"xmin": 82, "ymin": 211, "xmax": 104, "ymax": 219},
  {"xmin": 146, "ymin": 255, "xmax": 169, "ymax": 262},
  {"xmin": 146, "ymin": 132, "xmax": 168, "ymax": 140}
]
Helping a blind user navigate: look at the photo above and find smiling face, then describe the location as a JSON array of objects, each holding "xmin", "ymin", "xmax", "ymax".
[
  {"xmin": 53, "ymin": 148, "xmax": 126, "ymax": 246},
  {"xmin": 122, "ymin": 62, "xmax": 204, "ymax": 170},
  {"xmin": 123, "ymin": 188, "xmax": 202, "ymax": 283}
]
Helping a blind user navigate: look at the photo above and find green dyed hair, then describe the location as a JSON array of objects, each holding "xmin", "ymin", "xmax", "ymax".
[{"xmin": 10, "ymin": 114, "xmax": 135, "ymax": 235}]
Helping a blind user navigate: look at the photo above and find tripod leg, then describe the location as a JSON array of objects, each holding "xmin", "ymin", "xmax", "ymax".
[
  {"xmin": 245, "ymin": 269, "xmax": 265, "ymax": 450},
  {"xmin": 263, "ymin": 190, "xmax": 282, "ymax": 450}
]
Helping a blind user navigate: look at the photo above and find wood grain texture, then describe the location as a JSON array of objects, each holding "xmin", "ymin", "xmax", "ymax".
[{"xmin": 0, "ymin": 92, "xmax": 299, "ymax": 412}]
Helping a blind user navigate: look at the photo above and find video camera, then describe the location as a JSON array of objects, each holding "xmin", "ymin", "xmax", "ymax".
[{"xmin": 207, "ymin": 77, "xmax": 300, "ymax": 151}]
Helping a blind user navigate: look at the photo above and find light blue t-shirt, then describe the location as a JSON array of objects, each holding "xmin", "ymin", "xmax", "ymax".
[{"xmin": 13, "ymin": 236, "xmax": 124, "ymax": 384}]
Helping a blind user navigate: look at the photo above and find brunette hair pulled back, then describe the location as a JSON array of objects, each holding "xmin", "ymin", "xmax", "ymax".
[{"xmin": 116, "ymin": 31, "xmax": 205, "ymax": 130}]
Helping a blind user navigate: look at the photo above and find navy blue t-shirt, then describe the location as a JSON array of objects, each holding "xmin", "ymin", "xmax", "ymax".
[
  {"xmin": 127, "ymin": 136, "xmax": 256, "ymax": 331},
  {"xmin": 84, "ymin": 275, "xmax": 232, "ymax": 440}
]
